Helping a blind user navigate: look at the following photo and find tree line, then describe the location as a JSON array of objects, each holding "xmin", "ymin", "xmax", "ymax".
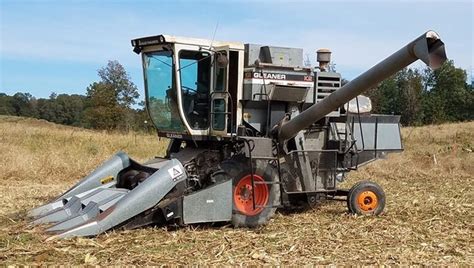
[
  {"xmin": 1, "ymin": 60, "xmax": 152, "ymax": 132},
  {"xmin": 1, "ymin": 60, "xmax": 472, "ymax": 132},
  {"xmin": 366, "ymin": 60, "xmax": 473, "ymax": 125}
]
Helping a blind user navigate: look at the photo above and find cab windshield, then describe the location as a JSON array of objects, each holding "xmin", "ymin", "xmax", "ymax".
[{"xmin": 144, "ymin": 50, "xmax": 186, "ymax": 133}]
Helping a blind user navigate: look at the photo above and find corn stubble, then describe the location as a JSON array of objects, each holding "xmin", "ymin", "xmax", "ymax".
[{"xmin": 0, "ymin": 115, "xmax": 472, "ymax": 265}]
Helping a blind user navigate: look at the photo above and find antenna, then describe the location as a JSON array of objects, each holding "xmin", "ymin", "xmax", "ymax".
[{"xmin": 209, "ymin": 19, "xmax": 219, "ymax": 51}]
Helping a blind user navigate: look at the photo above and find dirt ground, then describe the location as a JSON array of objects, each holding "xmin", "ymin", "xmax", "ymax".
[{"xmin": 0, "ymin": 116, "xmax": 472, "ymax": 265}]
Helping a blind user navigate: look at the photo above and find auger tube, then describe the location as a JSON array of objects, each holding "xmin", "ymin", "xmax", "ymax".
[{"xmin": 276, "ymin": 30, "xmax": 447, "ymax": 141}]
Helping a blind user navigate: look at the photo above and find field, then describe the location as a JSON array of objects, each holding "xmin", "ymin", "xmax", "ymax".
[{"xmin": 0, "ymin": 115, "xmax": 472, "ymax": 265}]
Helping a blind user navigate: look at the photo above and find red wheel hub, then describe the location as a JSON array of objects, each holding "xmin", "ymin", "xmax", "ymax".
[{"xmin": 233, "ymin": 174, "xmax": 269, "ymax": 216}]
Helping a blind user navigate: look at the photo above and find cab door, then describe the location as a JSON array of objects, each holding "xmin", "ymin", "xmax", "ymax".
[{"xmin": 210, "ymin": 46, "xmax": 230, "ymax": 137}]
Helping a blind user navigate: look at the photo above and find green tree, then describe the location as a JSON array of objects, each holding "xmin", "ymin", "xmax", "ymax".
[
  {"xmin": 396, "ymin": 68, "xmax": 424, "ymax": 125},
  {"xmin": 56, "ymin": 94, "xmax": 86, "ymax": 125},
  {"xmin": 79, "ymin": 61, "xmax": 139, "ymax": 130},
  {"xmin": 421, "ymin": 60, "xmax": 473, "ymax": 123},
  {"xmin": 130, "ymin": 101, "xmax": 154, "ymax": 133},
  {"xmin": 0, "ymin": 93, "xmax": 15, "ymax": 115},
  {"xmin": 98, "ymin": 60, "xmax": 139, "ymax": 109},
  {"xmin": 36, "ymin": 98, "xmax": 57, "ymax": 122},
  {"xmin": 84, "ymin": 82, "xmax": 123, "ymax": 129},
  {"xmin": 11, "ymin": 92, "xmax": 37, "ymax": 117},
  {"xmin": 36, "ymin": 93, "xmax": 87, "ymax": 126},
  {"xmin": 367, "ymin": 75, "xmax": 401, "ymax": 116}
]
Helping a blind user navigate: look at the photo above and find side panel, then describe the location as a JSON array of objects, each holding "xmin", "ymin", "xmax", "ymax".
[
  {"xmin": 351, "ymin": 115, "xmax": 403, "ymax": 151},
  {"xmin": 183, "ymin": 180, "xmax": 232, "ymax": 224}
]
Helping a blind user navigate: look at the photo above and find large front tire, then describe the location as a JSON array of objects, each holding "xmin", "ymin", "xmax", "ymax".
[{"xmin": 220, "ymin": 158, "xmax": 280, "ymax": 227}]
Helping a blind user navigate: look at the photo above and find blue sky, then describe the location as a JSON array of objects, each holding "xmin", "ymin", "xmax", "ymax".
[{"xmin": 1, "ymin": 0, "xmax": 473, "ymax": 99}]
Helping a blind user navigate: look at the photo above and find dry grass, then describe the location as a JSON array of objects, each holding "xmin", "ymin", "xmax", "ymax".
[{"xmin": 0, "ymin": 115, "xmax": 472, "ymax": 265}]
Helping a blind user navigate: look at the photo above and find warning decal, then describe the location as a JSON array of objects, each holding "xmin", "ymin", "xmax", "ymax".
[
  {"xmin": 168, "ymin": 165, "xmax": 183, "ymax": 180},
  {"xmin": 100, "ymin": 175, "xmax": 114, "ymax": 184}
]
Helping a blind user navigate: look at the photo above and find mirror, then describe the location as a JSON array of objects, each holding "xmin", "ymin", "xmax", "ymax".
[{"xmin": 216, "ymin": 52, "xmax": 229, "ymax": 68}]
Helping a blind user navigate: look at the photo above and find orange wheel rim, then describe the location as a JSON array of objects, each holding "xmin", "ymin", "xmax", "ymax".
[
  {"xmin": 233, "ymin": 174, "xmax": 269, "ymax": 216},
  {"xmin": 357, "ymin": 191, "xmax": 378, "ymax": 212}
]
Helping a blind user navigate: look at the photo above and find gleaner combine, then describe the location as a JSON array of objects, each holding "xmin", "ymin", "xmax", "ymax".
[{"xmin": 29, "ymin": 31, "xmax": 446, "ymax": 238}]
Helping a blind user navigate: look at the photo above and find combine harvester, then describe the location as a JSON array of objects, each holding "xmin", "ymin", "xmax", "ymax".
[{"xmin": 29, "ymin": 31, "xmax": 446, "ymax": 238}]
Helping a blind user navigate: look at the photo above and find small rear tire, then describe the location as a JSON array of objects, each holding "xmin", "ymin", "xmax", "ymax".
[{"xmin": 347, "ymin": 181, "xmax": 385, "ymax": 215}]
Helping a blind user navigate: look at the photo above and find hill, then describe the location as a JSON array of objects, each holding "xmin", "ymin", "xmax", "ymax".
[{"xmin": 0, "ymin": 115, "xmax": 472, "ymax": 265}]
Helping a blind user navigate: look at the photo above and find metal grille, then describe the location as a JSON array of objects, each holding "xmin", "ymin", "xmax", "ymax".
[{"xmin": 315, "ymin": 72, "xmax": 341, "ymax": 117}]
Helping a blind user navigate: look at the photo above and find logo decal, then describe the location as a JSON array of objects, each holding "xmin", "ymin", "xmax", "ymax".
[
  {"xmin": 253, "ymin": 72, "xmax": 287, "ymax": 80},
  {"xmin": 244, "ymin": 71, "xmax": 313, "ymax": 82},
  {"xmin": 168, "ymin": 165, "xmax": 184, "ymax": 181},
  {"xmin": 166, "ymin": 133, "xmax": 183, "ymax": 139}
]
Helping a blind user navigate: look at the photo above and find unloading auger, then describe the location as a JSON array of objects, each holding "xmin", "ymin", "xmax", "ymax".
[{"xmin": 29, "ymin": 31, "xmax": 446, "ymax": 239}]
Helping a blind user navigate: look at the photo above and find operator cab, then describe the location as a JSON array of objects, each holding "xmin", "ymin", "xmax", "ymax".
[{"xmin": 132, "ymin": 35, "xmax": 244, "ymax": 139}]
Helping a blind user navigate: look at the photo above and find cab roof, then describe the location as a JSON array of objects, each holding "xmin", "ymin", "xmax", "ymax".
[{"xmin": 131, "ymin": 34, "xmax": 244, "ymax": 53}]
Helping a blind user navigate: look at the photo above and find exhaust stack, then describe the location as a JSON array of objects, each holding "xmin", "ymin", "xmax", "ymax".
[
  {"xmin": 277, "ymin": 30, "xmax": 447, "ymax": 141},
  {"xmin": 316, "ymin": 48, "xmax": 332, "ymax": 71}
]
